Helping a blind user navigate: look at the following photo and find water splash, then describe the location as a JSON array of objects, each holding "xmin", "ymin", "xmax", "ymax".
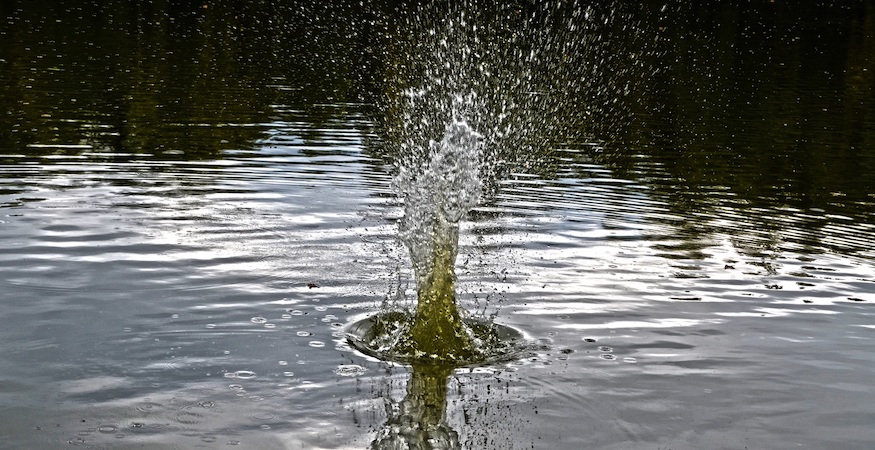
[
  {"xmin": 349, "ymin": 2, "xmax": 667, "ymax": 365},
  {"xmin": 397, "ymin": 119, "xmax": 482, "ymax": 289}
]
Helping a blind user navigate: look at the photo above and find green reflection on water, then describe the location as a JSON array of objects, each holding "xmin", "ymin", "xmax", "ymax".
[{"xmin": 371, "ymin": 364, "xmax": 460, "ymax": 450}]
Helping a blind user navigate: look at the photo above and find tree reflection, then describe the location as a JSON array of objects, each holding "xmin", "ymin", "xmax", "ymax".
[{"xmin": 2, "ymin": 1, "xmax": 874, "ymax": 257}]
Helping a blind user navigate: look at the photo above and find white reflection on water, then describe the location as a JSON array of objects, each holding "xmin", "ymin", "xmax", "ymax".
[{"xmin": 555, "ymin": 318, "xmax": 724, "ymax": 331}]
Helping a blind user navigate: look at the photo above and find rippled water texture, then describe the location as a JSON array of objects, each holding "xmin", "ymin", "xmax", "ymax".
[{"xmin": 2, "ymin": 2, "xmax": 875, "ymax": 449}]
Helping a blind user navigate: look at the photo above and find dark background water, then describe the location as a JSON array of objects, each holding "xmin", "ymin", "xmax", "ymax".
[{"xmin": 1, "ymin": 1, "xmax": 874, "ymax": 449}]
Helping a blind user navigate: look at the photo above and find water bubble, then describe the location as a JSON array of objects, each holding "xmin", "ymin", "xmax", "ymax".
[
  {"xmin": 597, "ymin": 346, "xmax": 613, "ymax": 352},
  {"xmin": 98, "ymin": 425, "xmax": 117, "ymax": 433},
  {"xmin": 308, "ymin": 341, "xmax": 325, "ymax": 348},
  {"xmin": 228, "ymin": 384, "xmax": 244, "ymax": 390},
  {"xmin": 289, "ymin": 310, "xmax": 304, "ymax": 316},
  {"xmin": 623, "ymin": 357, "xmax": 637, "ymax": 363},
  {"xmin": 264, "ymin": 323, "xmax": 276, "ymax": 329},
  {"xmin": 283, "ymin": 371, "xmax": 295, "ymax": 377},
  {"xmin": 281, "ymin": 314, "xmax": 292, "ymax": 319},
  {"xmin": 278, "ymin": 360, "xmax": 288, "ymax": 366},
  {"xmin": 315, "ymin": 306, "xmax": 328, "ymax": 312},
  {"xmin": 333, "ymin": 364, "xmax": 367, "ymax": 377},
  {"xmin": 234, "ymin": 371, "xmax": 256, "ymax": 379},
  {"xmin": 583, "ymin": 338, "xmax": 597, "ymax": 343},
  {"xmin": 599, "ymin": 354, "xmax": 616, "ymax": 360},
  {"xmin": 296, "ymin": 331, "xmax": 312, "ymax": 337},
  {"xmin": 206, "ymin": 324, "xmax": 217, "ymax": 329},
  {"xmin": 251, "ymin": 317, "xmax": 267, "ymax": 324}
]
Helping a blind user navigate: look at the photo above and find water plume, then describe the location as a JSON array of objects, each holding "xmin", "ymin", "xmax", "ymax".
[{"xmin": 349, "ymin": 1, "xmax": 666, "ymax": 365}]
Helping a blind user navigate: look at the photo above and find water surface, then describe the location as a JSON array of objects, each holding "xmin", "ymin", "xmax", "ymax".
[{"xmin": 1, "ymin": 2, "xmax": 875, "ymax": 449}]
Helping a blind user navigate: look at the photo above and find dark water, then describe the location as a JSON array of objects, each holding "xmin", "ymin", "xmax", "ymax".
[{"xmin": 2, "ymin": 2, "xmax": 875, "ymax": 449}]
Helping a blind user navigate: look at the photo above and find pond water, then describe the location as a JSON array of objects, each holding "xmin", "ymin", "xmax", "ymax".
[{"xmin": 2, "ymin": 2, "xmax": 875, "ymax": 449}]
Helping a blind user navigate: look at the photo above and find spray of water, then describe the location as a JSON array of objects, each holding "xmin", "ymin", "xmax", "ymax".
[{"xmin": 349, "ymin": 1, "xmax": 667, "ymax": 365}]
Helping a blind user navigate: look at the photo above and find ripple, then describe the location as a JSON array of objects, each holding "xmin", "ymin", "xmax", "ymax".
[{"xmin": 175, "ymin": 407, "xmax": 204, "ymax": 425}]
